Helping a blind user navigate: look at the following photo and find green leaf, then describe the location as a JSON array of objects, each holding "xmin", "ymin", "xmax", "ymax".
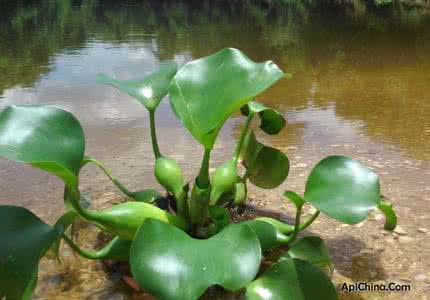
[
  {"xmin": 242, "ymin": 130, "xmax": 289, "ymax": 189},
  {"xmin": 0, "ymin": 206, "xmax": 64, "ymax": 300},
  {"xmin": 241, "ymin": 101, "xmax": 286, "ymax": 135},
  {"xmin": 304, "ymin": 156, "xmax": 380, "ymax": 224},
  {"xmin": 0, "ymin": 105, "xmax": 85, "ymax": 185},
  {"xmin": 246, "ymin": 258, "xmax": 339, "ymax": 300},
  {"xmin": 244, "ymin": 220, "xmax": 288, "ymax": 251},
  {"xmin": 97, "ymin": 62, "xmax": 178, "ymax": 111},
  {"xmin": 281, "ymin": 236, "xmax": 332, "ymax": 269},
  {"xmin": 130, "ymin": 219, "xmax": 262, "ymax": 300},
  {"xmin": 169, "ymin": 48, "xmax": 284, "ymax": 148}
]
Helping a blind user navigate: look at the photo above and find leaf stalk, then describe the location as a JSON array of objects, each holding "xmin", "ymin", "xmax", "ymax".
[{"xmin": 149, "ymin": 110, "xmax": 161, "ymax": 159}]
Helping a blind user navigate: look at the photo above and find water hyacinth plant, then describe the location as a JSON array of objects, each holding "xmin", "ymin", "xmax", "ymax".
[{"xmin": 0, "ymin": 48, "xmax": 398, "ymax": 300}]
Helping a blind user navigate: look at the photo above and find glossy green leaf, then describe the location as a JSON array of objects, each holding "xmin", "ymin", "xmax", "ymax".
[
  {"xmin": 241, "ymin": 101, "xmax": 286, "ymax": 135},
  {"xmin": 304, "ymin": 156, "xmax": 380, "ymax": 224},
  {"xmin": 244, "ymin": 219, "xmax": 288, "ymax": 251},
  {"xmin": 0, "ymin": 206, "xmax": 63, "ymax": 300},
  {"xmin": 169, "ymin": 48, "xmax": 284, "ymax": 148},
  {"xmin": 97, "ymin": 62, "xmax": 178, "ymax": 111},
  {"xmin": 246, "ymin": 258, "xmax": 339, "ymax": 300},
  {"xmin": 0, "ymin": 105, "xmax": 85, "ymax": 185},
  {"xmin": 242, "ymin": 130, "xmax": 289, "ymax": 189},
  {"xmin": 130, "ymin": 219, "xmax": 262, "ymax": 300},
  {"xmin": 282, "ymin": 236, "xmax": 332, "ymax": 269},
  {"xmin": 85, "ymin": 201, "xmax": 188, "ymax": 240}
]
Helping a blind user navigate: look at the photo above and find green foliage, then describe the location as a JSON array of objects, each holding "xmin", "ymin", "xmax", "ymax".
[
  {"xmin": 241, "ymin": 101, "xmax": 286, "ymax": 135},
  {"xmin": 246, "ymin": 258, "xmax": 339, "ymax": 300},
  {"xmin": 242, "ymin": 130, "xmax": 290, "ymax": 188},
  {"xmin": 0, "ymin": 48, "xmax": 398, "ymax": 299},
  {"xmin": 281, "ymin": 236, "xmax": 332, "ymax": 269},
  {"xmin": 243, "ymin": 219, "xmax": 289, "ymax": 250},
  {"xmin": 97, "ymin": 62, "xmax": 178, "ymax": 112},
  {"xmin": 169, "ymin": 48, "xmax": 285, "ymax": 148},
  {"xmin": 0, "ymin": 105, "xmax": 85, "ymax": 186},
  {"xmin": 0, "ymin": 206, "xmax": 66, "ymax": 300},
  {"xmin": 304, "ymin": 155, "xmax": 381, "ymax": 224},
  {"xmin": 130, "ymin": 219, "xmax": 261, "ymax": 300}
]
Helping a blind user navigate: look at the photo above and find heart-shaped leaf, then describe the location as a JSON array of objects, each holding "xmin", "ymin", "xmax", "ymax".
[
  {"xmin": 246, "ymin": 258, "xmax": 339, "ymax": 300},
  {"xmin": 97, "ymin": 62, "xmax": 178, "ymax": 111},
  {"xmin": 281, "ymin": 236, "xmax": 332, "ymax": 269},
  {"xmin": 304, "ymin": 156, "xmax": 380, "ymax": 224},
  {"xmin": 169, "ymin": 48, "xmax": 284, "ymax": 148},
  {"xmin": 0, "ymin": 206, "xmax": 65, "ymax": 300},
  {"xmin": 242, "ymin": 130, "xmax": 289, "ymax": 189},
  {"xmin": 241, "ymin": 101, "xmax": 286, "ymax": 135},
  {"xmin": 0, "ymin": 105, "xmax": 85, "ymax": 185},
  {"xmin": 130, "ymin": 219, "xmax": 262, "ymax": 300}
]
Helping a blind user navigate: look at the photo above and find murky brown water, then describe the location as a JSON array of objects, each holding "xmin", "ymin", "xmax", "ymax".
[{"xmin": 1, "ymin": 0, "xmax": 429, "ymax": 299}]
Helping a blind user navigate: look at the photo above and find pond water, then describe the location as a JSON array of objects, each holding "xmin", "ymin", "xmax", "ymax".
[{"xmin": 0, "ymin": 0, "xmax": 429, "ymax": 299}]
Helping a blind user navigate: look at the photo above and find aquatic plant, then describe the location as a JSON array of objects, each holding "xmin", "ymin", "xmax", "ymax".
[{"xmin": 0, "ymin": 48, "xmax": 397, "ymax": 300}]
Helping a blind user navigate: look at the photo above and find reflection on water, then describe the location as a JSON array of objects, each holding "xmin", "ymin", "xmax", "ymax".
[{"xmin": 1, "ymin": 0, "xmax": 429, "ymax": 161}]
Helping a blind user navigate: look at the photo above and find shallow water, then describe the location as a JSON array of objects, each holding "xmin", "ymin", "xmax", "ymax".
[{"xmin": 0, "ymin": 0, "xmax": 430, "ymax": 299}]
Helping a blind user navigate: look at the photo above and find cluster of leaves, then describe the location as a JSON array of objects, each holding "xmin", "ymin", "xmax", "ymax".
[{"xmin": 0, "ymin": 48, "xmax": 397, "ymax": 300}]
